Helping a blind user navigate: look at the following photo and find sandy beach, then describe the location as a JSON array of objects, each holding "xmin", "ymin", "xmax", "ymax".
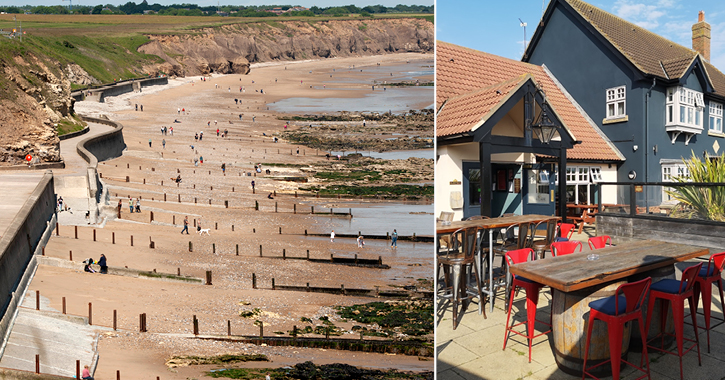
[{"xmin": 34, "ymin": 52, "xmax": 434, "ymax": 379}]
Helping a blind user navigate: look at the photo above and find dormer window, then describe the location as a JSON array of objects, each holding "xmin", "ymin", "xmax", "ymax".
[{"xmin": 665, "ymin": 86, "xmax": 704, "ymax": 144}]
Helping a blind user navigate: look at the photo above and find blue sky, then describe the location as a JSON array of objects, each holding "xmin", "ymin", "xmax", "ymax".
[
  {"xmin": 4, "ymin": 1, "xmax": 431, "ymax": 8},
  {"xmin": 437, "ymin": 0, "xmax": 725, "ymax": 70}
]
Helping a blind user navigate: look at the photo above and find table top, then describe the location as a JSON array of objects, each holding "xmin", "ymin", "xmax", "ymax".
[
  {"xmin": 510, "ymin": 240, "xmax": 709, "ymax": 292},
  {"xmin": 436, "ymin": 214, "xmax": 559, "ymax": 234},
  {"xmin": 566, "ymin": 204, "xmax": 598, "ymax": 209}
]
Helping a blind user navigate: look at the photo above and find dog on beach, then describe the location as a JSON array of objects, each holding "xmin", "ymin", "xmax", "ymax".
[{"xmin": 197, "ymin": 228, "xmax": 211, "ymax": 236}]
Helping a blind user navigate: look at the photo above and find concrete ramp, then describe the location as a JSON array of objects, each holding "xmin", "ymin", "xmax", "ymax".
[
  {"xmin": 54, "ymin": 176, "xmax": 88, "ymax": 198},
  {"xmin": 55, "ymin": 176, "xmax": 95, "ymax": 225},
  {"xmin": 0, "ymin": 304, "xmax": 98, "ymax": 377}
]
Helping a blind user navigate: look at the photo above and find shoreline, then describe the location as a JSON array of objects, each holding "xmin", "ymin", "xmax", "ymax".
[{"xmin": 42, "ymin": 52, "xmax": 435, "ymax": 379}]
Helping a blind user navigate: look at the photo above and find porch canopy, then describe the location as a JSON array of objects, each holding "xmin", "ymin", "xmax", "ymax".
[{"xmin": 437, "ymin": 74, "xmax": 577, "ymax": 218}]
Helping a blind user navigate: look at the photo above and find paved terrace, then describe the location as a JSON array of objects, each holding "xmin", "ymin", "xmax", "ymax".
[{"xmin": 436, "ymin": 230, "xmax": 725, "ymax": 380}]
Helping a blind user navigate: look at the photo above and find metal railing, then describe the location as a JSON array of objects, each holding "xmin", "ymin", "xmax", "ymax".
[{"xmin": 596, "ymin": 181, "xmax": 725, "ymax": 221}]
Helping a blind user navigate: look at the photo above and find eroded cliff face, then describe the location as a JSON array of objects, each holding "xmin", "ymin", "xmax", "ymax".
[
  {"xmin": 0, "ymin": 53, "xmax": 78, "ymax": 165},
  {"xmin": 139, "ymin": 18, "xmax": 433, "ymax": 77}
]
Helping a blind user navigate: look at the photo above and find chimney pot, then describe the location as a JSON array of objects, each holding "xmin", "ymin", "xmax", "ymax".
[{"xmin": 699, "ymin": 10, "xmax": 705, "ymax": 23}]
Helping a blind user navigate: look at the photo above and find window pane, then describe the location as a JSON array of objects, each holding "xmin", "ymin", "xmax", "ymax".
[
  {"xmin": 617, "ymin": 101, "xmax": 625, "ymax": 116},
  {"xmin": 696, "ymin": 110, "xmax": 701, "ymax": 126},
  {"xmin": 680, "ymin": 106, "xmax": 686, "ymax": 122},
  {"xmin": 608, "ymin": 104, "xmax": 615, "ymax": 117},
  {"xmin": 468, "ymin": 168, "xmax": 481, "ymax": 206},
  {"xmin": 718, "ymin": 119, "xmax": 722, "ymax": 132},
  {"xmin": 668, "ymin": 106, "xmax": 673, "ymax": 123}
]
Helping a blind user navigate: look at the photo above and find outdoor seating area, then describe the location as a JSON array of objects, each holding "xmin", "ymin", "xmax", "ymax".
[{"xmin": 437, "ymin": 226, "xmax": 725, "ymax": 380}]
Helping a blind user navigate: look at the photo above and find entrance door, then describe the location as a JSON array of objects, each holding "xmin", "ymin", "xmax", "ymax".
[
  {"xmin": 523, "ymin": 163, "xmax": 555, "ymax": 216},
  {"xmin": 462, "ymin": 161, "xmax": 482, "ymax": 219}
]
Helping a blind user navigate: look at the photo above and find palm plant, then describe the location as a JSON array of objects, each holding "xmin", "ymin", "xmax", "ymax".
[{"xmin": 666, "ymin": 152, "xmax": 725, "ymax": 221}]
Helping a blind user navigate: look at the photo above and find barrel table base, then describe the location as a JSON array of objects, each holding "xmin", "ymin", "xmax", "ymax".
[{"xmin": 551, "ymin": 280, "xmax": 630, "ymax": 377}]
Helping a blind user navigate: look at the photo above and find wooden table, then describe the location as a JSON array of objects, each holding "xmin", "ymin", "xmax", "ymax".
[
  {"xmin": 437, "ymin": 214, "xmax": 559, "ymax": 312},
  {"xmin": 509, "ymin": 240, "xmax": 708, "ymax": 376}
]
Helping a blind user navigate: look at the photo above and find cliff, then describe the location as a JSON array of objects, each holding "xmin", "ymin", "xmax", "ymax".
[
  {"xmin": 139, "ymin": 18, "xmax": 433, "ymax": 77},
  {"xmin": 0, "ymin": 48, "xmax": 78, "ymax": 165}
]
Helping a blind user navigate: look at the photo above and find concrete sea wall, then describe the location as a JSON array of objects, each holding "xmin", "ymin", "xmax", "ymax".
[
  {"xmin": 0, "ymin": 172, "xmax": 56, "ymax": 357},
  {"xmin": 71, "ymin": 76, "xmax": 168, "ymax": 103}
]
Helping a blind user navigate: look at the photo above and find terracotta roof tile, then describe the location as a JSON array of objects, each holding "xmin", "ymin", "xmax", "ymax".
[
  {"xmin": 437, "ymin": 75, "xmax": 529, "ymax": 138},
  {"xmin": 437, "ymin": 41, "xmax": 623, "ymax": 161}
]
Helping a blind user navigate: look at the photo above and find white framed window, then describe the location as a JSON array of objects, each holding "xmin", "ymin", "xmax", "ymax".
[
  {"xmin": 561, "ymin": 165, "xmax": 604, "ymax": 204},
  {"xmin": 709, "ymin": 102, "xmax": 723, "ymax": 134},
  {"xmin": 589, "ymin": 167, "xmax": 603, "ymax": 182},
  {"xmin": 665, "ymin": 86, "xmax": 704, "ymax": 132},
  {"xmin": 606, "ymin": 86, "xmax": 626, "ymax": 119},
  {"xmin": 662, "ymin": 163, "xmax": 690, "ymax": 203}
]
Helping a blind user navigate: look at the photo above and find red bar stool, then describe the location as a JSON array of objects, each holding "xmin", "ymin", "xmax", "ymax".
[
  {"xmin": 588, "ymin": 235, "xmax": 613, "ymax": 250},
  {"xmin": 551, "ymin": 240, "xmax": 583, "ymax": 257},
  {"xmin": 582, "ymin": 277, "xmax": 652, "ymax": 380},
  {"xmin": 645, "ymin": 262, "xmax": 703, "ymax": 380},
  {"xmin": 693, "ymin": 251, "xmax": 725, "ymax": 353},
  {"xmin": 503, "ymin": 248, "xmax": 551, "ymax": 363}
]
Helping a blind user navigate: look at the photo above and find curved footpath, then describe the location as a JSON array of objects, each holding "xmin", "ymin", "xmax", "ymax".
[{"xmin": 54, "ymin": 122, "xmax": 114, "ymax": 227}]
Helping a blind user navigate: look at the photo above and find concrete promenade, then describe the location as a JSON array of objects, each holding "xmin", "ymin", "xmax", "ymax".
[
  {"xmin": 0, "ymin": 174, "xmax": 44, "ymax": 238},
  {"xmin": 436, "ymin": 231, "xmax": 725, "ymax": 380}
]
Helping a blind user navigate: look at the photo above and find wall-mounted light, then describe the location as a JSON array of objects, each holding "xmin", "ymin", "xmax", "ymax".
[
  {"xmin": 633, "ymin": 145, "xmax": 638, "ymax": 152},
  {"xmin": 653, "ymin": 145, "xmax": 658, "ymax": 154},
  {"xmin": 628, "ymin": 170, "xmax": 637, "ymax": 180}
]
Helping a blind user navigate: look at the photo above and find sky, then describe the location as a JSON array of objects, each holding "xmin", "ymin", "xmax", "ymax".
[
  {"xmin": 3, "ymin": 1, "xmax": 432, "ymax": 8},
  {"xmin": 437, "ymin": 0, "xmax": 725, "ymax": 71}
]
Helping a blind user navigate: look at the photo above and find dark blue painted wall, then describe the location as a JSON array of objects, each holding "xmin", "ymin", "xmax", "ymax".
[{"xmin": 528, "ymin": 2, "xmax": 725, "ymax": 205}]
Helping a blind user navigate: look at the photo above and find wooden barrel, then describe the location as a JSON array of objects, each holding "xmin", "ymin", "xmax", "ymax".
[
  {"xmin": 627, "ymin": 265, "xmax": 676, "ymax": 352},
  {"xmin": 551, "ymin": 280, "xmax": 629, "ymax": 377}
]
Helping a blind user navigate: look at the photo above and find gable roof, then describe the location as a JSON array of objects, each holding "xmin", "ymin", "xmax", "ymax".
[
  {"xmin": 437, "ymin": 41, "xmax": 624, "ymax": 162},
  {"xmin": 437, "ymin": 75, "xmax": 530, "ymax": 138},
  {"xmin": 529, "ymin": 0, "xmax": 725, "ymax": 96}
]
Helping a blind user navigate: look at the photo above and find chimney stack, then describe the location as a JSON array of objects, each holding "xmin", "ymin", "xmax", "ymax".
[{"xmin": 692, "ymin": 10, "xmax": 711, "ymax": 61}]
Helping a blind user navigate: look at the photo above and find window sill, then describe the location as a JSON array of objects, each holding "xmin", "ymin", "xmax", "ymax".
[
  {"xmin": 708, "ymin": 131, "xmax": 725, "ymax": 138},
  {"xmin": 602, "ymin": 115, "xmax": 629, "ymax": 125}
]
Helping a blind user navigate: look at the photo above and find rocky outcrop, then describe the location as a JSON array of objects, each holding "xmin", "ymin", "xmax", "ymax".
[
  {"xmin": 65, "ymin": 64, "xmax": 99, "ymax": 86},
  {"xmin": 0, "ymin": 52, "xmax": 79, "ymax": 164},
  {"xmin": 139, "ymin": 18, "xmax": 433, "ymax": 77}
]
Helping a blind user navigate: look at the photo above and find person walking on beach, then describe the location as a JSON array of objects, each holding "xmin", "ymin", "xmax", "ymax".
[
  {"xmin": 391, "ymin": 229, "xmax": 398, "ymax": 248},
  {"xmin": 162, "ymin": 139, "xmax": 166, "ymax": 149},
  {"xmin": 357, "ymin": 235, "xmax": 364, "ymax": 248},
  {"xmin": 181, "ymin": 216, "xmax": 189, "ymax": 234},
  {"xmin": 128, "ymin": 198, "xmax": 134, "ymax": 213},
  {"xmin": 135, "ymin": 198, "xmax": 141, "ymax": 213},
  {"xmin": 221, "ymin": 163, "xmax": 226, "ymax": 174},
  {"xmin": 330, "ymin": 230, "xmax": 335, "ymax": 243},
  {"xmin": 251, "ymin": 180, "xmax": 255, "ymax": 192},
  {"xmin": 148, "ymin": 139, "xmax": 152, "ymax": 148}
]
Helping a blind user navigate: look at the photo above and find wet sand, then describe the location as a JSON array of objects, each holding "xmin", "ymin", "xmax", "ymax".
[{"xmin": 34, "ymin": 53, "xmax": 434, "ymax": 379}]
